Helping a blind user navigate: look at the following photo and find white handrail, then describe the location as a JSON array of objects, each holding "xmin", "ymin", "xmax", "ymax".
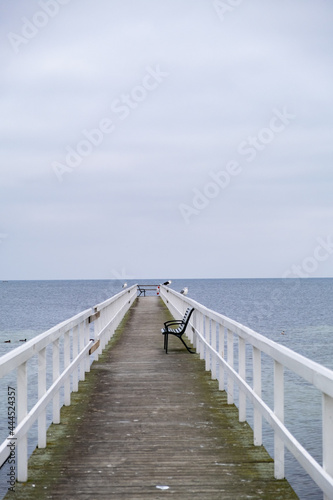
[
  {"xmin": 0, "ymin": 309, "xmax": 92, "ymax": 379},
  {"xmin": 0, "ymin": 284, "xmax": 137, "ymax": 484},
  {"xmin": 160, "ymin": 285, "xmax": 333, "ymax": 499}
]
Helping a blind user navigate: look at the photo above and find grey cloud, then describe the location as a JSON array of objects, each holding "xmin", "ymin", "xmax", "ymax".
[{"xmin": 1, "ymin": 0, "xmax": 332, "ymax": 279}]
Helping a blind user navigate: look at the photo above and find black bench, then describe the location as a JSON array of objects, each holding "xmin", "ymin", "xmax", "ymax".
[
  {"xmin": 137, "ymin": 285, "xmax": 146, "ymax": 296},
  {"xmin": 161, "ymin": 307, "xmax": 195, "ymax": 354},
  {"xmin": 137, "ymin": 285, "xmax": 158, "ymax": 296}
]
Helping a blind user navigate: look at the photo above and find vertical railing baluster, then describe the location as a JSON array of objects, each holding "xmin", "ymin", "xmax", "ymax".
[
  {"xmin": 227, "ymin": 329, "xmax": 234, "ymax": 405},
  {"xmin": 72, "ymin": 325, "xmax": 79, "ymax": 392},
  {"xmin": 99, "ymin": 309, "xmax": 104, "ymax": 352},
  {"xmin": 211, "ymin": 320, "xmax": 217, "ymax": 380},
  {"xmin": 205, "ymin": 316, "xmax": 210, "ymax": 371},
  {"xmin": 195, "ymin": 310, "xmax": 200, "ymax": 355},
  {"xmin": 192, "ymin": 310, "xmax": 197, "ymax": 351},
  {"xmin": 102, "ymin": 307, "xmax": 107, "ymax": 348},
  {"xmin": 79, "ymin": 321, "xmax": 85, "ymax": 382},
  {"xmin": 106, "ymin": 303, "xmax": 111, "ymax": 343},
  {"xmin": 113, "ymin": 302, "xmax": 118, "ymax": 331},
  {"xmin": 196, "ymin": 312, "xmax": 200, "ymax": 357},
  {"xmin": 218, "ymin": 324, "xmax": 224, "ymax": 391},
  {"xmin": 64, "ymin": 330, "xmax": 71, "ymax": 406},
  {"xmin": 323, "ymin": 393, "xmax": 333, "ymax": 500},
  {"xmin": 38, "ymin": 347, "xmax": 47, "ymax": 448},
  {"xmin": 274, "ymin": 360, "xmax": 284, "ymax": 479},
  {"xmin": 95, "ymin": 311, "xmax": 101, "ymax": 360},
  {"xmin": 253, "ymin": 346, "xmax": 262, "ymax": 445},
  {"xmin": 53, "ymin": 339, "xmax": 60, "ymax": 424},
  {"xmin": 17, "ymin": 362, "xmax": 28, "ymax": 482},
  {"xmin": 110, "ymin": 302, "xmax": 115, "ymax": 341},
  {"xmin": 199, "ymin": 314, "xmax": 205, "ymax": 360},
  {"xmin": 85, "ymin": 318, "xmax": 91, "ymax": 373},
  {"xmin": 239, "ymin": 337, "xmax": 246, "ymax": 422}
]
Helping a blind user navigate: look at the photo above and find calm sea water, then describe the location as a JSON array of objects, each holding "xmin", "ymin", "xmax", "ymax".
[{"xmin": 1, "ymin": 278, "xmax": 332, "ymax": 499}]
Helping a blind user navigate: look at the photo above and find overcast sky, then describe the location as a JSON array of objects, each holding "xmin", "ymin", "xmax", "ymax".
[{"xmin": 1, "ymin": 0, "xmax": 332, "ymax": 280}]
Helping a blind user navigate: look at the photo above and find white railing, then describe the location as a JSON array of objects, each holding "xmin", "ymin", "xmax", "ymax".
[
  {"xmin": 0, "ymin": 285, "xmax": 137, "ymax": 483},
  {"xmin": 160, "ymin": 285, "xmax": 333, "ymax": 500}
]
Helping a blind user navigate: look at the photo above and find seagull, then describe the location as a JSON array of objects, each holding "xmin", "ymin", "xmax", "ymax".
[
  {"xmin": 180, "ymin": 287, "xmax": 188, "ymax": 295},
  {"xmin": 162, "ymin": 280, "xmax": 172, "ymax": 286},
  {"xmin": 122, "ymin": 282, "xmax": 127, "ymax": 289}
]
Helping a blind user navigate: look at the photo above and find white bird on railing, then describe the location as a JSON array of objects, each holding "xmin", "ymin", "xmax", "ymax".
[
  {"xmin": 180, "ymin": 287, "xmax": 188, "ymax": 295},
  {"xmin": 162, "ymin": 280, "xmax": 172, "ymax": 286},
  {"xmin": 122, "ymin": 282, "xmax": 127, "ymax": 289}
]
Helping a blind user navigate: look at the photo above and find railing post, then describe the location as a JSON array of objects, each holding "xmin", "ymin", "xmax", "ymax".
[
  {"xmin": 17, "ymin": 362, "xmax": 28, "ymax": 482},
  {"xmin": 38, "ymin": 348, "xmax": 47, "ymax": 448},
  {"xmin": 72, "ymin": 325, "xmax": 79, "ymax": 392},
  {"xmin": 239, "ymin": 337, "xmax": 246, "ymax": 422},
  {"xmin": 253, "ymin": 346, "xmax": 262, "ymax": 445},
  {"xmin": 110, "ymin": 302, "xmax": 115, "ymax": 341},
  {"xmin": 100, "ymin": 309, "xmax": 106, "ymax": 350},
  {"xmin": 85, "ymin": 318, "xmax": 91, "ymax": 373},
  {"xmin": 192, "ymin": 310, "xmax": 199, "ymax": 352},
  {"xmin": 227, "ymin": 329, "xmax": 234, "ymax": 404},
  {"xmin": 64, "ymin": 330, "xmax": 71, "ymax": 406},
  {"xmin": 211, "ymin": 320, "xmax": 217, "ymax": 380},
  {"xmin": 79, "ymin": 321, "xmax": 85, "ymax": 382},
  {"xmin": 218, "ymin": 324, "xmax": 225, "ymax": 391},
  {"xmin": 114, "ymin": 300, "xmax": 119, "ymax": 330},
  {"xmin": 53, "ymin": 339, "xmax": 60, "ymax": 424},
  {"xmin": 106, "ymin": 303, "xmax": 112, "ymax": 343},
  {"xmin": 199, "ymin": 313, "xmax": 205, "ymax": 360},
  {"xmin": 95, "ymin": 312, "xmax": 101, "ymax": 359},
  {"xmin": 205, "ymin": 316, "xmax": 210, "ymax": 371},
  {"xmin": 274, "ymin": 360, "xmax": 284, "ymax": 479},
  {"xmin": 323, "ymin": 393, "xmax": 333, "ymax": 500}
]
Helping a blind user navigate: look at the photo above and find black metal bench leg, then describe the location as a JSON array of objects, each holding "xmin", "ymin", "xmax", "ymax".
[
  {"xmin": 162, "ymin": 332, "xmax": 168, "ymax": 353},
  {"xmin": 179, "ymin": 336, "xmax": 195, "ymax": 354}
]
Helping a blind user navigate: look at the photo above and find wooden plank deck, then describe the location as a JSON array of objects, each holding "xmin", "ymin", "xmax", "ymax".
[{"xmin": 7, "ymin": 297, "xmax": 298, "ymax": 499}]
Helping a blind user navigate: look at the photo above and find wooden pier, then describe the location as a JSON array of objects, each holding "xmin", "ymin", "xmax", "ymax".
[{"xmin": 7, "ymin": 297, "xmax": 297, "ymax": 499}]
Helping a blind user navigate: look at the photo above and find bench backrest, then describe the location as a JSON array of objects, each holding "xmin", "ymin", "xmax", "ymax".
[{"xmin": 182, "ymin": 307, "xmax": 194, "ymax": 327}]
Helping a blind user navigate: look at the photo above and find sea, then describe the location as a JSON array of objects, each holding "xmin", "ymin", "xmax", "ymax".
[{"xmin": 1, "ymin": 278, "xmax": 333, "ymax": 499}]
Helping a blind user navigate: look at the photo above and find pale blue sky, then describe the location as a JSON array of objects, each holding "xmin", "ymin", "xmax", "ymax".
[{"xmin": 1, "ymin": 0, "xmax": 333, "ymax": 279}]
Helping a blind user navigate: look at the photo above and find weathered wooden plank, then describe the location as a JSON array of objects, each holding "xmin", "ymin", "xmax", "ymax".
[
  {"xmin": 88, "ymin": 311, "xmax": 100, "ymax": 323},
  {"xmin": 6, "ymin": 297, "xmax": 297, "ymax": 500},
  {"xmin": 88, "ymin": 339, "xmax": 100, "ymax": 355}
]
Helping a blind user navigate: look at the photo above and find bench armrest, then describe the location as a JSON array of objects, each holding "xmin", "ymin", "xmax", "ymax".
[{"xmin": 163, "ymin": 320, "xmax": 183, "ymax": 327}]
